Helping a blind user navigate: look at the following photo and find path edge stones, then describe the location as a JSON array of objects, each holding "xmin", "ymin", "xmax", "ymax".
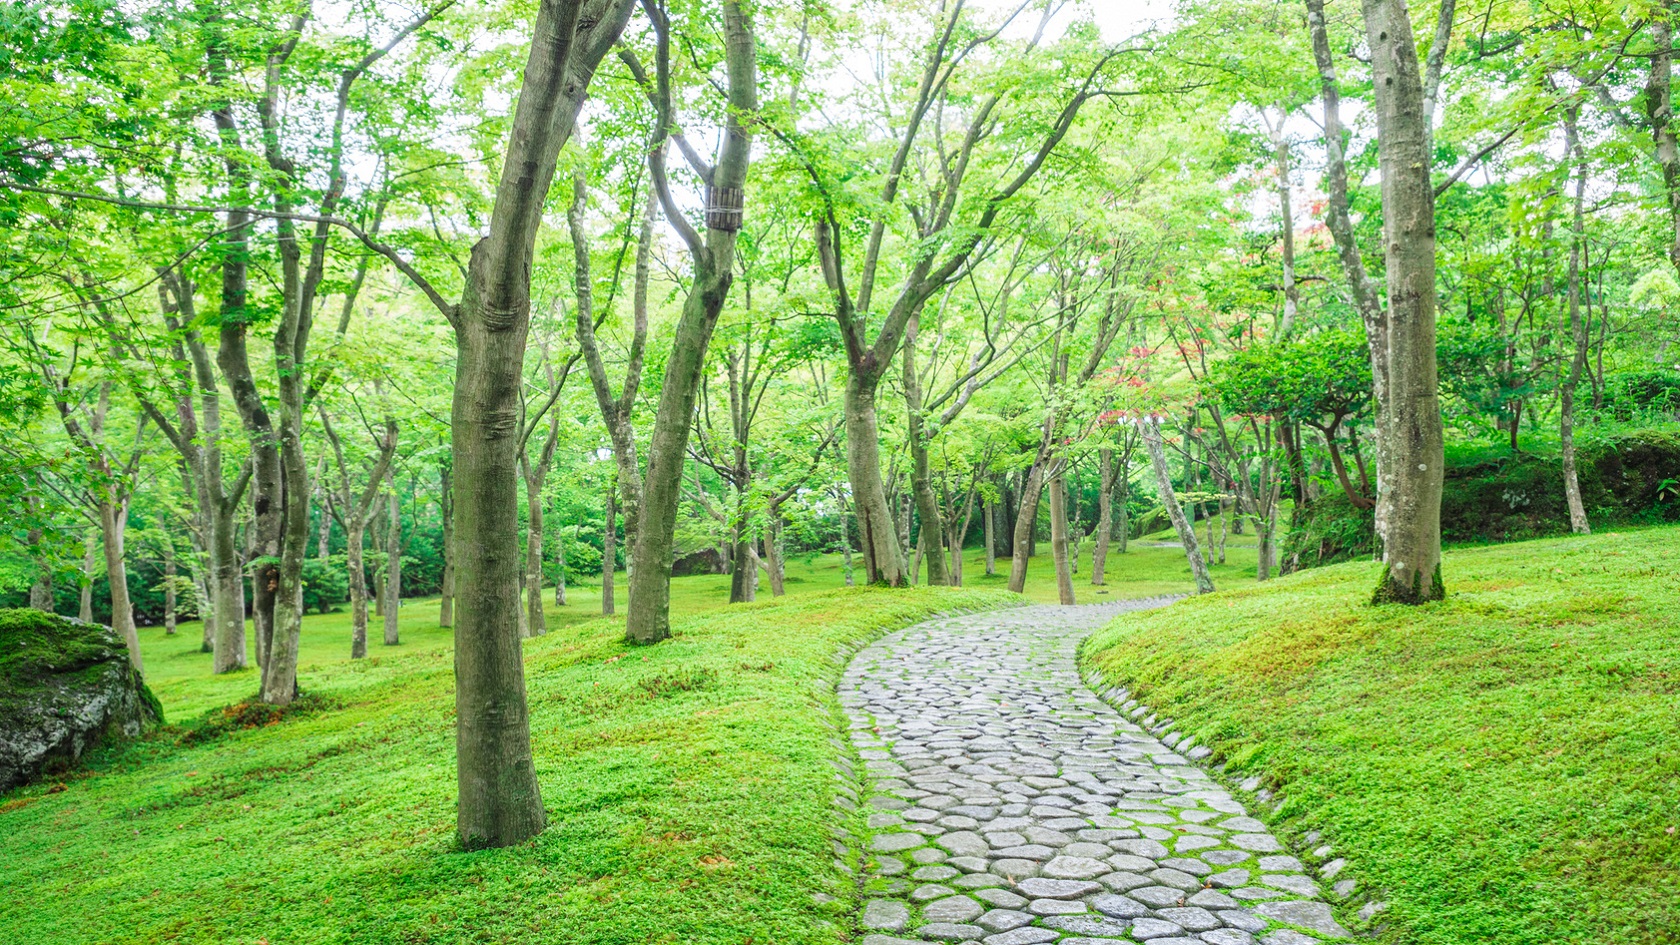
[
  {"xmin": 1075, "ymin": 614, "xmax": 1390, "ymax": 938},
  {"xmin": 818, "ymin": 600, "xmax": 1033, "ymax": 933}
]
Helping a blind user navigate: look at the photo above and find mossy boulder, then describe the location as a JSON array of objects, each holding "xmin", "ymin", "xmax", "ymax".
[{"xmin": 0, "ymin": 608, "xmax": 162, "ymax": 792}]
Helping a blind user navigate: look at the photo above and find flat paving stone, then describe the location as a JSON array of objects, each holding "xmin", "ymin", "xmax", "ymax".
[{"xmin": 840, "ymin": 603, "xmax": 1351, "ymax": 944}]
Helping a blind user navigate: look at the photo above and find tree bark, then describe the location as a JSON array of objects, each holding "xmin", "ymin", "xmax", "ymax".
[
  {"xmin": 79, "ymin": 532, "xmax": 97, "ymax": 624},
  {"xmin": 1007, "ymin": 462, "xmax": 1047, "ymax": 593},
  {"xmin": 1142, "ymin": 421, "xmax": 1215, "ymax": 595},
  {"xmin": 1561, "ymin": 106, "xmax": 1591, "ymax": 535},
  {"xmin": 1092, "ymin": 448, "xmax": 1115, "ymax": 585},
  {"xmin": 439, "ymin": 461, "xmax": 454, "ymax": 628},
  {"xmin": 623, "ymin": 0, "xmax": 757, "ymax": 643},
  {"xmin": 902, "ymin": 312, "xmax": 949, "ymax": 586},
  {"xmin": 602, "ymin": 480, "xmax": 616, "ymax": 616},
  {"xmin": 98, "ymin": 497, "xmax": 142, "ymax": 670},
  {"xmin": 445, "ymin": 0, "xmax": 636, "ymax": 849},
  {"xmin": 384, "ymin": 477, "xmax": 402, "ymax": 645},
  {"xmin": 1049, "ymin": 469, "xmax": 1076, "ymax": 604},
  {"xmin": 27, "ymin": 522, "xmax": 53, "ymax": 612},
  {"xmin": 1362, "ymin": 0, "xmax": 1446, "ymax": 604},
  {"xmin": 1307, "ymin": 0, "xmax": 1392, "ymax": 544}
]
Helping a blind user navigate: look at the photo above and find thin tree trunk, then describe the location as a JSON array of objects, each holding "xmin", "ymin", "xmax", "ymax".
[
  {"xmin": 838, "ymin": 490, "xmax": 856, "ymax": 587},
  {"xmin": 983, "ymin": 496, "xmax": 997, "ymax": 577},
  {"xmin": 1116, "ymin": 465, "xmax": 1129, "ymax": 554},
  {"xmin": 385, "ymin": 479, "xmax": 402, "ymax": 645},
  {"xmin": 730, "ymin": 506, "xmax": 757, "ymax": 603},
  {"xmin": 163, "ymin": 545, "xmax": 178, "ymax": 635},
  {"xmin": 1049, "ymin": 468, "xmax": 1076, "ymax": 605},
  {"xmin": 79, "ymin": 531, "xmax": 97, "ymax": 623},
  {"xmin": 1093, "ymin": 448, "xmax": 1114, "ymax": 585},
  {"xmin": 903, "ymin": 313, "xmax": 949, "ymax": 586},
  {"xmin": 844, "ymin": 376, "xmax": 908, "ymax": 586},
  {"xmin": 1363, "ymin": 0, "xmax": 1446, "ymax": 604},
  {"xmin": 1562, "ymin": 106, "xmax": 1591, "ymax": 535},
  {"xmin": 27, "ymin": 519, "xmax": 53, "ymax": 612},
  {"xmin": 99, "ymin": 498, "xmax": 142, "ymax": 670},
  {"xmin": 623, "ymin": 0, "xmax": 758, "ymax": 643},
  {"xmin": 349, "ymin": 523, "xmax": 370, "ymax": 658},
  {"xmin": 764, "ymin": 506, "xmax": 786, "ymax": 596},
  {"xmin": 1008, "ymin": 463, "xmax": 1048, "ymax": 593},
  {"xmin": 602, "ymin": 481, "xmax": 616, "ymax": 615},
  {"xmin": 439, "ymin": 462, "xmax": 454, "ymax": 628},
  {"xmin": 1143, "ymin": 421, "xmax": 1215, "ymax": 595},
  {"xmin": 523, "ymin": 470, "xmax": 545, "ymax": 637}
]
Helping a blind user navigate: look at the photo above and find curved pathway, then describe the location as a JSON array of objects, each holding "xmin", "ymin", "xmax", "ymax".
[{"xmin": 841, "ymin": 601, "xmax": 1350, "ymax": 945}]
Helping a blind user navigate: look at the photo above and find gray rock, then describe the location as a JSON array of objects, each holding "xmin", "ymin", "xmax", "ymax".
[
  {"xmin": 1254, "ymin": 900, "xmax": 1352, "ymax": 938},
  {"xmin": 873, "ymin": 833, "xmax": 926, "ymax": 853},
  {"xmin": 1258, "ymin": 932, "xmax": 1319, "ymax": 945},
  {"xmin": 1256, "ymin": 856, "xmax": 1302, "ymax": 872},
  {"xmin": 911, "ymin": 884, "xmax": 956, "ymax": 902},
  {"xmin": 1186, "ymin": 889, "xmax": 1239, "ymax": 909},
  {"xmin": 1150, "ymin": 868, "xmax": 1203, "ymax": 891},
  {"xmin": 1027, "ymin": 897, "xmax": 1089, "ymax": 915},
  {"xmin": 982, "ymin": 929, "xmax": 1059, "ymax": 945},
  {"xmin": 1042, "ymin": 856, "xmax": 1111, "ymax": 879},
  {"xmin": 1042, "ymin": 914, "xmax": 1134, "ymax": 936},
  {"xmin": 923, "ymin": 894, "xmax": 985, "ymax": 924},
  {"xmin": 1130, "ymin": 885, "xmax": 1188, "ymax": 908},
  {"xmin": 975, "ymin": 888, "xmax": 1028, "ymax": 909},
  {"xmin": 1202, "ymin": 850, "xmax": 1252, "ymax": 867},
  {"xmin": 1130, "ymin": 917, "xmax": 1187, "ymax": 939},
  {"xmin": 976, "ymin": 909, "xmax": 1035, "ymax": 932},
  {"xmin": 919, "ymin": 923, "xmax": 985, "ymax": 941},
  {"xmin": 1097, "ymin": 870, "xmax": 1153, "ymax": 892},
  {"xmin": 1207, "ymin": 869, "xmax": 1250, "ymax": 888},
  {"xmin": 1090, "ymin": 893, "xmax": 1151, "ymax": 918},
  {"xmin": 1198, "ymin": 931, "xmax": 1257, "ymax": 945},
  {"xmin": 914, "ymin": 865, "xmax": 962, "ymax": 881},
  {"xmin": 861, "ymin": 899, "xmax": 911, "ymax": 931},
  {"xmin": 939, "ymin": 831, "xmax": 992, "ymax": 857},
  {"xmin": 1155, "ymin": 907, "xmax": 1221, "ymax": 932},
  {"xmin": 1319, "ymin": 857, "xmax": 1347, "ymax": 880},
  {"xmin": 1259, "ymin": 874, "xmax": 1319, "ymax": 896},
  {"xmin": 1016, "ymin": 877, "xmax": 1102, "ymax": 899},
  {"xmin": 1227, "ymin": 834, "xmax": 1282, "ymax": 853},
  {"xmin": 0, "ymin": 610, "xmax": 162, "ymax": 792},
  {"xmin": 1216, "ymin": 910, "xmax": 1267, "ymax": 933}
]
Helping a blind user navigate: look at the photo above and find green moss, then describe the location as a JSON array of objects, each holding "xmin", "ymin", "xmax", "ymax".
[
  {"xmin": 0, "ymin": 584, "xmax": 1018, "ymax": 945},
  {"xmin": 1085, "ymin": 526, "xmax": 1680, "ymax": 944}
]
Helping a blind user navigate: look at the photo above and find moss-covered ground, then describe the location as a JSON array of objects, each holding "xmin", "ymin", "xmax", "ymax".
[{"xmin": 1084, "ymin": 525, "xmax": 1680, "ymax": 945}]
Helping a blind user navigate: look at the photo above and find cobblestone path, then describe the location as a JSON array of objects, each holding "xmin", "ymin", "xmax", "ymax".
[{"xmin": 840, "ymin": 602, "xmax": 1351, "ymax": 945}]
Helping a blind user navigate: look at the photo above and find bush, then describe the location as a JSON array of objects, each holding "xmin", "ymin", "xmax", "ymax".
[
  {"xmin": 1282, "ymin": 427, "xmax": 1680, "ymax": 566},
  {"xmin": 300, "ymin": 557, "xmax": 350, "ymax": 615}
]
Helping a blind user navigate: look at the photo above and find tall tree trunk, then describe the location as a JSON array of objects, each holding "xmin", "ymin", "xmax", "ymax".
[
  {"xmin": 838, "ymin": 490, "xmax": 856, "ymax": 586},
  {"xmin": 623, "ymin": 0, "xmax": 758, "ymax": 643},
  {"xmin": 163, "ymin": 545, "xmax": 178, "ymax": 635},
  {"xmin": 1561, "ymin": 106, "xmax": 1592, "ymax": 535},
  {"xmin": 210, "ymin": 496, "xmax": 244, "ymax": 671},
  {"xmin": 902, "ymin": 313, "xmax": 949, "ymax": 586},
  {"xmin": 1092, "ymin": 448, "xmax": 1115, "ymax": 585},
  {"xmin": 1647, "ymin": 5, "xmax": 1680, "ymax": 275},
  {"xmin": 765, "ymin": 510, "xmax": 786, "ymax": 596},
  {"xmin": 439, "ymin": 462, "xmax": 454, "ymax": 628},
  {"xmin": 79, "ymin": 531, "xmax": 97, "ymax": 623},
  {"xmin": 555, "ymin": 534, "xmax": 567, "ymax": 606},
  {"xmin": 730, "ymin": 503, "xmax": 757, "ymax": 604},
  {"xmin": 983, "ymin": 496, "xmax": 997, "ymax": 577},
  {"xmin": 385, "ymin": 481, "xmax": 402, "ymax": 645},
  {"xmin": 843, "ymin": 375, "xmax": 907, "ymax": 586},
  {"xmin": 349, "ymin": 522, "xmax": 370, "ymax": 658},
  {"xmin": 523, "ymin": 473, "xmax": 545, "ymax": 637},
  {"xmin": 1116, "ymin": 466, "xmax": 1129, "ymax": 555},
  {"xmin": 602, "ymin": 481, "xmax": 616, "ymax": 616},
  {"xmin": 1007, "ymin": 463, "xmax": 1047, "ymax": 593},
  {"xmin": 1363, "ymin": 0, "xmax": 1446, "ymax": 604},
  {"xmin": 1142, "ymin": 421, "xmax": 1215, "ymax": 595},
  {"xmin": 1307, "ymin": 0, "xmax": 1391, "ymax": 544},
  {"xmin": 1049, "ymin": 468, "xmax": 1076, "ymax": 605},
  {"xmin": 27, "ymin": 520, "xmax": 53, "ymax": 612},
  {"xmin": 98, "ymin": 497, "xmax": 142, "ymax": 670}
]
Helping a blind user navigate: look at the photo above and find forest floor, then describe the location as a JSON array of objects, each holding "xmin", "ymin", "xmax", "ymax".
[{"xmin": 1084, "ymin": 524, "xmax": 1680, "ymax": 945}]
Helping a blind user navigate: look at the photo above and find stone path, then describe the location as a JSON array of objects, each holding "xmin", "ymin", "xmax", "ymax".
[{"xmin": 840, "ymin": 601, "xmax": 1351, "ymax": 945}]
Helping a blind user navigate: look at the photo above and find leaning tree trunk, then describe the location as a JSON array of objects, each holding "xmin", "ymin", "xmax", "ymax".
[
  {"xmin": 98, "ymin": 496, "xmax": 143, "ymax": 671},
  {"xmin": 439, "ymin": 462, "xmax": 454, "ymax": 628},
  {"xmin": 523, "ymin": 476, "xmax": 545, "ymax": 637},
  {"xmin": 1363, "ymin": 0, "xmax": 1445, "ymax": 604},
  {"xmin": 627, "ymin": 249, "xmax": 743, "ymax": 642},
  {"xmin": 348, "ymin": 521, "xmax": 371, "ymax": 658},
  {"xmin": 1048, "ymin": 468, "xmax": 1077, "ymax": 605},
  {"xmin": 1560, "ymin": 105, "xmax": 1592, "ymax": 536},
  {"xmin": 79, "ymin": 532, "xmax": 96, "ymax": 623},
  {"xmin": 1007, "ymin": 462, "xmax": 1048, "ymax": 593},
  {"xmin": 1142, "ymin": 421, "xmax": 1215, "ymax": 595},
  {"xmin": 843, "ymin": 374, "xmax": 908, "ymax": 586},
  {"xmin": 385, "ymin": 484, "xmax": 402, "ymax": 645},
  {"xmin": 1092, "ymin": 448, "xmax": 1115, "ymax": 585},
  {"xmin": 210, "ymin": 497, "xmax": 245, "ymax": 672},
  {"xmin": 602, "ymin": 481, "xmax": 616, "ymax": 616}
]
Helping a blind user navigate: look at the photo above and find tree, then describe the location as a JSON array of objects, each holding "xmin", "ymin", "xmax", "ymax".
[{"xmin": 320, "ymin": 407, "xmax": 398, "ymax": 658}]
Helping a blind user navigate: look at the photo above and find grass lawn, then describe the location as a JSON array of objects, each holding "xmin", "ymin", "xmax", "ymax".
[
  {"xmin": 0, "ymin": 583, "xmax": 1021, "ymax": 945},
  {"xmin": 1083, "ymin": 525, "xmax": 1680, "ymax": 945}
]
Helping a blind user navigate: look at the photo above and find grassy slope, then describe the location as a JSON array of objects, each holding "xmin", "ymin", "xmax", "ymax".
[
  {"xmin": 1084, "ymin": 526, "xmax": 1680, "ymax": 945},
  {"xmin": 0, "ymin": 584, "xmax": 1020, "ymax": 945}
]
